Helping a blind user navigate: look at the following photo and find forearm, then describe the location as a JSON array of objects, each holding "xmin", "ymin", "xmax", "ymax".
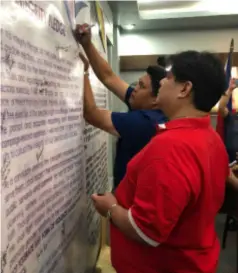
[
  {"xmin": 218, "ymin": 89, "xmax": 232, "ymax": 116},
  {"xmin": 83, "ymin": 42, "xmax": 113, "ymax": 84},
  {"xmin": 83, "ymin": 74, "xmax": 97, "ymax": 120},
  {"xmin": 110, "ymin": 205, "xmax": 145, "ymax": 243},
  {"xmin": 82, "ymin": 42, "xmax": 129, "ymax": 101},
  {"xmin": 83, "ymin": 74, "xmax": 119, "ymax": 136}
]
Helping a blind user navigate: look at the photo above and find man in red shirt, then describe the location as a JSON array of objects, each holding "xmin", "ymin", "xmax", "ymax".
[{"xmin": 92, "ymin": 51, "xmax": 229, "ymax": 273}]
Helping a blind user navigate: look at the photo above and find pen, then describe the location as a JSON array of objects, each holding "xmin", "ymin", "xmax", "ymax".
[{"xmin": 229, "ymin": 160, "xmax": 237, "ymax": 167}]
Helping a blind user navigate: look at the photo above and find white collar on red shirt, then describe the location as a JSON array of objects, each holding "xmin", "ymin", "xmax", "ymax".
[{"xmin": 157, "ymin": 115, "xmax": 210, "ymax": 133}]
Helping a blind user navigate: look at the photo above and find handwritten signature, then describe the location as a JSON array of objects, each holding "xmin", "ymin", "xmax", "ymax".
[
  {"xmin": 1, "ymin": 51, "xmax": 15, "ymax": 73},
  {"xmin": 36, "ymin": 144, "xmax": 44, "ymax": 162},
  {"xmin": 55, "ymin": 45, "xmax": 71, "ymax": 52},
  {"xmin": 1, "ymin": 154, "xmax": 10, "ymax": 189},
  {"xmin": 1, "ymin": 109, "xmax": 8, "ymax": 132},
  {"xmin": 1, "ymin": 244, "xmax": 9, "ymax": 273},
  {"xmin": 37, "ymin": 79, "xmax": 49, "ymax": 93}
]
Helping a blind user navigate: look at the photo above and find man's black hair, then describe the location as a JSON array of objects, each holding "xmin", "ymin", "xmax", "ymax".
[
  {"xmin": 157, "ymin": 56, "xmax": 166, "ymax": 68},
  {"xmin": 147, "ymin": 65, "xmax": 167, "ymax": 96},
  {"xmin": 169, "ymin": 51, "xmax": 226, "ymax": 112}
]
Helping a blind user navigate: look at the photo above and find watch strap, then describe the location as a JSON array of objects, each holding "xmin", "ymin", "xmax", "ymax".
[{"xmin": 107, "ymin": 203, "xmax": 117, "ymax": 219}]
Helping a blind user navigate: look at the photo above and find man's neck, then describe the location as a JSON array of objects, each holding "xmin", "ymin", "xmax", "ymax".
[{"xmin": 168, "ymin": 107, "xmax": 208, "ymax": 121}]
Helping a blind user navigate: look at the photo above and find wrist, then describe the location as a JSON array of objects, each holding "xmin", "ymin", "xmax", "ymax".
[
  {"xmin": 227, "ymin": 88, "xmax": 234, "ymax": 95},
  {"xmin": 107, "ymin": 203, "xmax": 118, "ymax": 219},
  {"xmin": 82, "ymin": 41, "xmax": 93, "ymax": 51}
]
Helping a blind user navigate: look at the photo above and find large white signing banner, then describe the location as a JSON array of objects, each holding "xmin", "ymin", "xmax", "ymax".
[{"xmin": 0, "ymin": 1, "xmax": 109, "ymax": 273}]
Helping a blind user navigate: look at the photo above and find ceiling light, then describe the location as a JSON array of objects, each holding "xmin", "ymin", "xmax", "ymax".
[
  {"xmin": 123, "ymin": 24, "xmax": 135, "ymax": 30},
  {"xmin": 165, "ymin": 65, "xmax": 172, "ymax": 72},
  {"xmin": 137, "ymin": 0, "xmax": 238, "ymax": 20}
]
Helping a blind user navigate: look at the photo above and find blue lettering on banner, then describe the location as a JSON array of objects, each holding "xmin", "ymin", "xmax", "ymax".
[
  {"xmin": 14, "ymin": 0, "xmax": 66, "ymax": 37},
  {"xmin": 48, "ymin": 15, "xmax": 66, "ymax": 37}
]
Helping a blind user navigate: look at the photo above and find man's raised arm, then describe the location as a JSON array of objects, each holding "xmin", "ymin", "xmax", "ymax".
[
  {"xmin": 218, "ymin": 78, "xmax": 236, "ymax": 117},
  {"xmin": 79, "ymin": 53, "xmax": 119, "ymax": 137},
  {"xmin": 75, "ymin": 24, "xmax": 129, "ymax": 101}
]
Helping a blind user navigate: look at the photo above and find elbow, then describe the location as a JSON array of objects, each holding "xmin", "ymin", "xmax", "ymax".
[
  {"xmin": 83, "ymin": 110, "xmax": 91, "ymax": 124},
  {"xmin": 218, "ymin": 106, "xmax": 223, "ymax": 115},
  {"xmin": 83, "ymin": 106, "xmax": 97, "ymax": 124},
  {"xmin": 83, "ymin": 112, "xmax": 90, "ymax": 123},
  {"xmin": 218, "ymin": 104, "xmax": 226, "ymax": 117}
]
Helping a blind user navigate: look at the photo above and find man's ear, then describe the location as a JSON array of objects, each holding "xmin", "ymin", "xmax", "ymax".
[{"xmin": 178, "ymin": 81, "xmax": 193, "ymax": 98}]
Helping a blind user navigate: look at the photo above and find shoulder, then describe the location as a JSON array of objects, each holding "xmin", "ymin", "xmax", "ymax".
[
  {"xmin": 124, "ymin": 86, "xmax": 134, "ymax": 109},
  {"xmin": 111, "ymin": 110, "xmax": 157, "ymax": 138},
  {"xmin": 140, "ymin": 109, "xmax": 167, "ymax": 123},
  {"xmin": 112, "ymin": 110, "xmax": 158, "ymax": 126},
  {"xmin": 142, "ymin": 128, "xmax": 202, "ymax": 162},
  {"xmin": 148, "ymin": 125, "xmax": 228, "ymax": 160},
  {"xmin": 144, "ymin": 132, "xmax": 182, "ymax": 156}
]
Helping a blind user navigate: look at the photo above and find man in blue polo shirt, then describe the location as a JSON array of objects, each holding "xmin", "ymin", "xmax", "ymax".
[{"xmin": 76, "ymin": 24, "xmax": 166, "ymax": 189}]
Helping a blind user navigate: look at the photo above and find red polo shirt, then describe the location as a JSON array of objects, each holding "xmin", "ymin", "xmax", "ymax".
[{"xmin": 111, "ymin": 116, "xmax": 229, "ymax": 273}]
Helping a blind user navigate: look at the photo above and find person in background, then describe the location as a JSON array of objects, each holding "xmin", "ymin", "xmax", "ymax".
[
  {"xmin": 218, "ymin": 79, "xmax": 238, "ymax": 208},
  {"xmin": 92, "ymin": 51, "xmax": 228, "ymax": 273},
  {"xmin": 218, "ymin": 78, "xmax": 238, "ymax": 162},
  {"xmin": 228, "ymin": 167, "xmax": 238, "ymax": 190},
  {"xmin": 75, "ymin": 24, "xmax": 167, "ymax": 189},
  {"xmin": 227, "ymin": 152, "xmax": 238, "ymax": 190},
  {"xmin": 157, "ymin": 56, "xmax": 167, "ymax": 68},
  {"xmin": 231, "ymin": 152, "xmax": 238, "ymax": 172}
]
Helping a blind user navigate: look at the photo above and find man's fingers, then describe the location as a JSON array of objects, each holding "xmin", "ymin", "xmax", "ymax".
[
  {"xmin": 76, "ymin": 23, "xmax": 89, "ymax": 29},
  {"xmin": 75, "ymin": 24, "xmax": 89, "ymax": 34},
  {"xmin": 91, "ymin": 194, "xmax": 97, "ymax": 201},
  {"xmin": 91, "ymin": 193, "xmax": 100, "ymax": 201}
]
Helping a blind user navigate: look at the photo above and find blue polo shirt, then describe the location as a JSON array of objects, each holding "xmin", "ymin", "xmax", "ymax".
[{"xmin": 111, "ymin": 86, "xmax": 167, "ymax": 188}]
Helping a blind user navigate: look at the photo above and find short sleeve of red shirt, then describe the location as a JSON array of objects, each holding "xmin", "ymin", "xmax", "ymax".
[{"xmin": 129, "ymin": 160, "xmax": 191, "ymax": 247}]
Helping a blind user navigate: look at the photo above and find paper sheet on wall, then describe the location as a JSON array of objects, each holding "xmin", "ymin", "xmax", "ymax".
[{"xmin": 0, "ymin": 1, "xmax": 109, "ymax": 273}]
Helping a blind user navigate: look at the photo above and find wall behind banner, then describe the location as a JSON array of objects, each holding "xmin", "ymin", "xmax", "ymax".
[{"xmin": 0, "ymin": 1, "xmax": 112, "ymax": 273}]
